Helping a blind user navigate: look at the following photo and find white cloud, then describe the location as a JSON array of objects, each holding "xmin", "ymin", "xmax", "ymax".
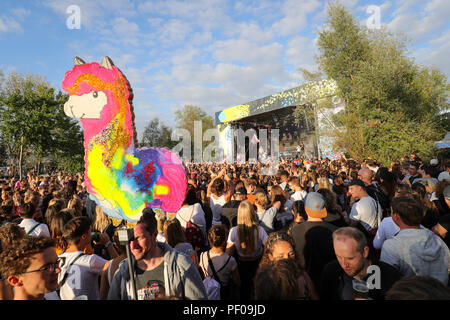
[
  {"xmin": 270, "ymin": 0, "xmax": 321, "ymax": 36},
  {"xmin": 11, "ymin": 8, "xmax": 31, "ymax": 20},
  {"xmin": 0, "ymin": 15, "xmax": 23, "ymax": 33}
]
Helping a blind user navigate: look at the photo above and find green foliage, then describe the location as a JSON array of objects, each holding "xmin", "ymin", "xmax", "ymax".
[
  {"xmin": 174, "ymin": 105, "xmax": 215, "ymax": 153},
  {"xmin": 141, "ymin": 117, "xmax": 177, "ymax": 149},
  {"xmin": 0, "ymin": 72, "xmax": 84, "ymax": 174},
  {"xmin": 314, "ymin": 1, "xmax": 448, "ymax": 165}
]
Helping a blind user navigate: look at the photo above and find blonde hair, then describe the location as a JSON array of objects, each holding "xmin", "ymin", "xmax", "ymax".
[
  {"xmin": 254, "ymin": 192, "xmax": 268, "ymax": 208},
  {"xmin": 67, "ymin": 197, "xmax": 83, "ymax": 217},
  {"xmin": 92, "ymin": 205, "xmax": 110, "ymax": 233},
  {"xmin": 237, "ymin": 200, "xmax": 260, "ymax": 254},
  {"xmin": 317, "ymin": 177, "xmax": 332, "ymax": 191}
]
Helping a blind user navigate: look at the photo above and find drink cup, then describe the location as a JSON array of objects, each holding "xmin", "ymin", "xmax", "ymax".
[{"xmin": 352, "ymin": 279, "xmax": 369, "ymax": 300}]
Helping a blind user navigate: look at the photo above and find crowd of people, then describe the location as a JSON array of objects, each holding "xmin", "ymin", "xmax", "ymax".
[{"xmin": 0, "ymin": 154, "xmax": 450, "ymax": 300}]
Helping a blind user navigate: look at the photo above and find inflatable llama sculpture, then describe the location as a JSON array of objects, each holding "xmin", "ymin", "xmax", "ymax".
[{"xmin": 62, "ymin": 56, "xmax": 186, "ymax": 222}]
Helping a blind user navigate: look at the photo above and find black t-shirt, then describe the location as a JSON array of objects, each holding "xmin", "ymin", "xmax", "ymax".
[
  {"xmin": 291, "ymin": 221, "xmax": 338, "ymax": 289},
  {"xmin": 221, "ymin": 200, "xmax": 242, "ymax": 229},
  {"xmin": 135, "ymin": 261, "xmax": 165, "ymax": 300}
]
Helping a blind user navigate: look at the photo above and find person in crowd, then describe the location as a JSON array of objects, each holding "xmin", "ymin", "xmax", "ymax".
[
  {"xmin": 254, "ymin": 192, "xmax": 280, "ymax": 234},
  {"xmin": 270, "ymin": 185, "xmax": 293, "ymax": 230},
  {"xmin": 291, "ymin": 192, "xmax": 338, "ymax": 292},
  {"xmin": 107, "ymin": 209, "xmax": 207, "ymax": 300},
  {"xmin": 58, "ymin": 216, "xmax": 115, "ymax": 300},
  {"xmin": 254, "ymin": 258, "xmax": 302, "ymax": 300},
  {"xmin": 437, "ymin": 160, "xmax": 450, "ymax": 182},
  {"xmin": 207, "ymin": 168, "xmax": 230, "ymax": 226},
  {"xmin": 199, "ymin": 225, "xmax": 240, "ymax": 300},
  {"xmin": 18, "ymin": 202, "xmax": 50, "ymax": 237},
  {"xmin": 386, "ymin": 276, "xmax": 450, "ymax": 300},
  {"xmin": 432, "ymin": 214, "xmax": 450, "ymax": 249},
  {"xmin": 380, "ymin": 196, "xmax": 450, "ymax": 285},
  {"xmin": 164, "ymin": 218, "xmax": 197, "ymax": 265},
  {"xmin": 347, "ymin": 179, "xmax": 382, "ymax": 233},
  {"xmin": 412, "ymin": 183, "xmax": 440, "ymax": 230},
  {"xmin": 0, "ymin": 236, "xmax": 60, "ymax": 300},
  {"xmin": 288, "ymin": 176, "xmax": 308, "ymax": 202},
  {"xmin": 176, "ymin": 186, "xmax": 207, "ymax": 249},
  {"xmin": 259, "ymin": 231, "xmax": 318, "ymax": 299},
  {"xmin": 221, "ymin": 187, "xmax": 248, "ymax": 229},
  {"xmin": 0, "ymin": 223, "xmax": 26, "ymax": 300},
  {"xmin": 321, "ymin": 227, "xmax": 403, "ymax": 300},
  {"xmin": 99, "ymin": 229, "xmax": 127, "ymax": 300},
  {"xmin": 226, "ymin": 200, "xmax": 268, "ymax": 300},
  {"xmin": 317, "ymin": 188, "xmax": 347, "ymax": 228}
]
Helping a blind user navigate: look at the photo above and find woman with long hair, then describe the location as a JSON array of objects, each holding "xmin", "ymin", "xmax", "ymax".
[
  {"xmin": 176, "ymin": 185, "xmax": 207, "ymax": 249},
  {"xmin": 164, "ymin": 218, "xmax": 198, "ymax": 265},
  {"xmin": 91, "ymin": 205, "xmax": 116, "ymax": 260},
  {"xmin": 258, "ymin": 231, "xmax": 318, "ymax": 299},
  {"xmin": 412, "ymin": 183, "xmax": 440, "ymax": 230},
  {"xmin": 48, "ymin": 208, "xmax": 75, "ymax": 255},
  {"xmin": 226, "ymin": 200, "xmax": 268, "ymax": 300}
]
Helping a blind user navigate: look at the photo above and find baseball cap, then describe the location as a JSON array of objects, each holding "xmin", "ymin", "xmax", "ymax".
[
  {"xmin": 235, "ymin": 187, "xmax": 247, "ymax": 195},
  {"xmin": 444, "ymin": 185, "xmax": 450, "ymax": 200},
  {"xmin": 348, "ymin": 179, "xmax": 366, "ymax": 189},
  {"xmin": 430, "ymin": 159, "xmax": 438, "ymax": 166},
  {"xmin": 304, "ymin": 192, "xmax": 327, "ymax": 218}
]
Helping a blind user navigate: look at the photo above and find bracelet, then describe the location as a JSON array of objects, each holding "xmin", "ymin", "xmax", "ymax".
[{"xmin": 105, "ymin": 241, "xmax": 113, "ymax": 248}]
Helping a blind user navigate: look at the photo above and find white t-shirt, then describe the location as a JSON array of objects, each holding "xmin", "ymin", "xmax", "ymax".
[
  {"xmin": 438, "ymin": 171, "xmax": 450, "ymax": 181},
  {"xmin": 176, "ymin": 203, "xmax": 207, "ymax": 243},
  {"xmin": 227, "ymin": 226, "xmax": 268, "ymax": 259},
  {"xmin": 19, "ymin": 219, "xmax": 50, "ymax": 237},
  {"xmin": 210, "ymin": 194, "xmax": 226, "ymax": 225},
  {"xmin": 291, "ymin": 190, "xmax": 307, "ymax": 202},
  {"xmin": 58, "ymin": 251, "xmax": 107, "ymax": 300},
  {"xmin": 350, "ymin": 196, "xmax": 382, "ymax": 231}
]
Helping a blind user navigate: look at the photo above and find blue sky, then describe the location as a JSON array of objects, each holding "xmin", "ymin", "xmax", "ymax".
[{"xmin": 0, "ymin": 0, "xmax": 449, "ymax": 140}]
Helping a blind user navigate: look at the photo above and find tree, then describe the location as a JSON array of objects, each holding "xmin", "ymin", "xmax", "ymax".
[
  {"xmin": 314, "ymin": 1, "xmax": 448, "ymax": 164},
  {"xmin": 174, "ymin": 105, "xmax": 215, "ymax": 159},
  {"xmin": 140, "ymin": 117, "xmax": 176, "ymax": 149},
  {"xmin": 0, "ymin": 72, "xmax": 84, "ymax": 175}
]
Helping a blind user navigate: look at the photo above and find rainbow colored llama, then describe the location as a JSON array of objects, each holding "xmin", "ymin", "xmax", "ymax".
[{"xmin": 62, "ymin": 56, "xmax": 187, "ymax": 222}]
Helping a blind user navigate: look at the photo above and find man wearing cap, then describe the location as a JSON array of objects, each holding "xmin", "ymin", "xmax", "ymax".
[
  {"xmin": 291, "ymin": 192, "xmax": 338, "ymax": 292},
  {"xmin": 347, "ymin": 179, "xmax": 382, "ymax": 233},
  {"xmin": 221, "ymin": 187, "xmax": 247, "ymax": 229}
]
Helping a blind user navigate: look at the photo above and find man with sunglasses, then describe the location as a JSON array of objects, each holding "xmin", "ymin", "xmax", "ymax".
[{"xmin": 0, "ymin": 236, "xmax": 60, "ymax": 300}]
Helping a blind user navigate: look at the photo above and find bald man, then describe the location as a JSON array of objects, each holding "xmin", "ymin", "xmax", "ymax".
[{"xmin": 358, "ymin": 168, "xmax": 373, "ymax": 187}]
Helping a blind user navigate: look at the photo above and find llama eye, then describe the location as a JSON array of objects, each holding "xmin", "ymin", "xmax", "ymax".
[{"xmin": 93, "ymin": 91, "xmax": 98, "ymax": 98}]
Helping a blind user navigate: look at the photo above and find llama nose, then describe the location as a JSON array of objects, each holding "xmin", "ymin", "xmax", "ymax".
[{"xmin": 64, "ymin": 102, "xmax": 76, "ymax": 118}]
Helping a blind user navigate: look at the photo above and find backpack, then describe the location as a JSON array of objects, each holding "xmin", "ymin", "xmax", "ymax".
[
  {"xmin": 200, "ymin": 251, "xmax": 232, "ymax": 300},
  {"xmin": 179, "ymin": 206, "xmax": 205, "ymax": 249}
]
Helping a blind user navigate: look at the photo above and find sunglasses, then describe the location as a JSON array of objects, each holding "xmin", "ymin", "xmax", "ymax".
[{"xmin": 21, "ymin": 259, "xmax": 61, "ymax": 274}]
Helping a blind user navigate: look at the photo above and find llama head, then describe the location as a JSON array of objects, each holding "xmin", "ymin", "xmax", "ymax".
[{"xmin": 62, "ymin": 56, "xmax": 136, "ymax": 144}]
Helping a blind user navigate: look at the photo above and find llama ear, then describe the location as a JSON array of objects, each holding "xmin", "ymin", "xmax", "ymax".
[
  {"xmin": 100, "ymin": 56, "xmax": 115, "ymax": 69},
  {"xmin": 74, "ymin": 56, "xmax": 86, "ymax": 66}
]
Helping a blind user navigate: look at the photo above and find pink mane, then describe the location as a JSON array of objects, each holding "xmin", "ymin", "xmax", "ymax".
[{"xmin": 62, "ymin": 62, "xmax": 135, "ymax": 147}]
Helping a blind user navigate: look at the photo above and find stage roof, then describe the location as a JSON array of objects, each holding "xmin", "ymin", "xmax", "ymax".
[{"xmin": 215, "ymin": 79, "xmax": 338, "ymax": 125}]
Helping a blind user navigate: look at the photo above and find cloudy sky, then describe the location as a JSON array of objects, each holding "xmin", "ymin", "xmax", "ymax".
[{"xmin": 0, "ymin": 0, "xmax": 448, "ymax": 140}]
